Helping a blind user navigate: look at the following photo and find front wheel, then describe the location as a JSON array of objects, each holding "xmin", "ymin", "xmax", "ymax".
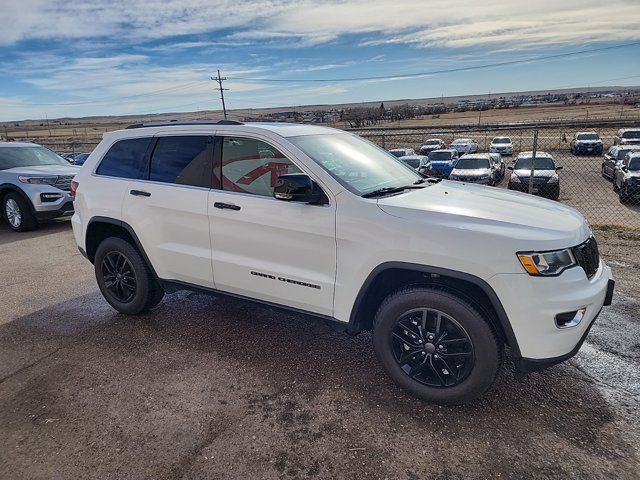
[
  {"xmin": 2, "ymin": 192, "xmax": 37, "ymax": 232},
  {"xmin": 94, "ymin": 237, "xmax": 165, "ymax": 314},
  {"xmin": 373, "ymin": 287, "xmax": 502, "ymax": 405}
]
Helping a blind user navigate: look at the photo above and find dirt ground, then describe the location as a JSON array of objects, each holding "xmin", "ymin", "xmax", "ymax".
[{"xmin": 0, "ymin": 219, "xmax": 638, "ymax": 479}]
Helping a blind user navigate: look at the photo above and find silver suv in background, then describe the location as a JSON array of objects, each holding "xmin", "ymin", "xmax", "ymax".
[{"xmin": 0, "ymin": 142, "xmax": 80, "ymax": 231}]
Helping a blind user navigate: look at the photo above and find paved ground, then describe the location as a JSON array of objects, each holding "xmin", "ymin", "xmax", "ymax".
[{"xmin": 0, "ymin": 220, "xmax": 638, "ymax": 479}]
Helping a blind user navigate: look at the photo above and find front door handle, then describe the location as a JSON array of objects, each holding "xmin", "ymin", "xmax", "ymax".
[
  {"xmin": 214, "ymin": 202, "xmax": 241, "ymax": 211},
  {"xmin": 130, "ymin": 190, "xmax": 151, "ymax": 197}
]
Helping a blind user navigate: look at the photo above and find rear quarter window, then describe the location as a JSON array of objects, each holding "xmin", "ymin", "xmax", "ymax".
[{"xmin": 95, "ymin": 138, "xmax": 152, "ymax": 179}]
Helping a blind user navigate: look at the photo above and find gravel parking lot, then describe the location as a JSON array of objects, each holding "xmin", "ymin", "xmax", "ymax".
[{"xmin": 0, "ymin": 220, "xmax": 639, "ymax": 479}]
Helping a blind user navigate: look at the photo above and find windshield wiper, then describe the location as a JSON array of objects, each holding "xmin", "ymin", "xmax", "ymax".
[{"xmin": 362, "ymin": 184, "xmax": 425, "ymax": 198}]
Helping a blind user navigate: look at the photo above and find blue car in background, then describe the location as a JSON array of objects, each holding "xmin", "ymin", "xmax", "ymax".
[
  {"xmin": 420, "ymin": 149, "xmax": 459, "ymax": 178},
  {"xmin": 71, "ymin": 152, "xmax": 90, "ymax": 165}
]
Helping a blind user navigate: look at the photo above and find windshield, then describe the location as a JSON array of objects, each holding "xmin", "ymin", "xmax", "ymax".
[
  {"xmin": 289, "ymin": 134, "xmax": 421, "ymax": 195},
  {"xmin": 455, "ymin": 157, "xmax": 490, "ymax": 169},
  {"xmin": 577, "ymin": 133, "xmax": 599, "ymax": 140},
  {"xmin": 389, "ymin": 150, "xmax": 407, "ymax": 158},
  {"xmin": 428, "ymin": 151, "xmax": 453, "ymax": 161},
  {"xmin": 424, "ymin": 140, "xmax": 440, "ymax": 145},
  {"xmin": 402, "ymin": 158, "xmax": 421, "ymax": 169},
  {"xmin": 618, "ymin": 148, "xmax": 640, "ymax": 160},
  {"xmin": 514, "ymin": 157, "xmax": 556, "ymax": 170},
  {"xmin": 492, "ymin": 137, "xmax": 510, "ymax": 144},
  {"xmin": 0, "ymin": 146, "xmax": 69, "ymax": 170},
  {"xmin": 629, "ymin": 158, "xmax": 640, "ymax": 171},
  {"xmin": 622, "ymin": 131, "xmax": 640, "ymax": 139}
]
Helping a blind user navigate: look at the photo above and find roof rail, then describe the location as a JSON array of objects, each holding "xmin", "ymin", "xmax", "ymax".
[{"xmin": 125, "ymin": 120, "xmax": 243, "ymax": 129}]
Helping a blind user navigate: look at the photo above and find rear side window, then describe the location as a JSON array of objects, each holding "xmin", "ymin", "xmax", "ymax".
[
  {"xmin": 96, "ymin": 138, "xmax": 151, "ymax": 179},
  {"xmin": 150, "ymin": 136, "xmax": 212, "ymax": 188}
]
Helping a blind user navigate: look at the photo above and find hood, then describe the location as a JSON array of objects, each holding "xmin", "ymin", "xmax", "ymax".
[
  {"xmin": 513, "ymin": 168, "xmax": 555, "ymax": 178},
  {"xmin": 491, "ymin": 142, "xmax": 512, "ymax": 147},
  {"xmin": 2, "ymin": 164, "xmax": 81, "ymax": 176},
  {"xmin": 376, "ymin": 181, "xmax": 590, "ymax": 248},
  {"xmin": 451, "ymin": 168, "xmax": 491, "ymax": 176},
  {"xmin": 627, "ymin": 171, "xmax": 640, "ymax": 178}
]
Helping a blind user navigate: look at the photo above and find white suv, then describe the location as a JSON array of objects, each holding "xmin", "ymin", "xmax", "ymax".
[{"xmin": 71, "ymin": 121, "xmax": 614, "ymax": 404}]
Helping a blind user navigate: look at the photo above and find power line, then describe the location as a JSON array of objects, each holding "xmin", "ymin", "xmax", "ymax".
[
  {"xmin": 229, "ymin": 41, "xmax": 640, "ymax": 83},
  {"xmin": 211, "ymin": 70, "xmax": 229, "ymax": 119}
]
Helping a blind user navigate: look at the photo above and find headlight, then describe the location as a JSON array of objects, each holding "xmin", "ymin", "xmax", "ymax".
[
  {"xmin": 547, "ymin": 175, "xmax": 559, "ymax": 184},
  {"xmin": 18, "ymin": 176, "xmax": 58, "ymax": 185},
  {"xmin": 517, "ymin": 248, "xmax": 576, "ymax": 276},
  {"xmin": 510, "ymin": 175, "xmax": 520, "ymax": 183}
]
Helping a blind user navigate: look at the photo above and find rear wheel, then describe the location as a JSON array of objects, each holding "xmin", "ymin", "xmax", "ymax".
[
  {"xmin": 373, "ymin": 287, "xmax": 502, "ymax": 405},
  {"xmin": 2, "ymin": 192, "xmax": 37, "ymax": 232},
  {"xmin": 94, "ymin": 237, "xmax": 164, "ymax": 314}
]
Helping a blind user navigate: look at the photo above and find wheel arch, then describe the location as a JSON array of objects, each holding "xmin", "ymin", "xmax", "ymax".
[
  {"xmin": 348, "ymin": 262, "xmax": 521, "ymax": 357},
  {"xmin": 85, "ymin": 216, "xmax": 159, "ymax": 280},
  {"xmin": 0, "ymin": 184, "xmax": 36, "ymax": 214}
]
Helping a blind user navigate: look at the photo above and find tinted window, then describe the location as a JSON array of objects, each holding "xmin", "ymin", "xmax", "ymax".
[
  {"xmin": 428, "ymin": 151, "xmax": 453, "ymax": 161},
  {"xmin": 629, "ymin": 158, "xmax": 640, "ymax": 171},
  {"xmin": 514, "ymin": 157, "xmax": 556, "ymax": 170},
  {"xmin": 96, "ymin": 138, "xmax": 151, "ymax": 179},
  {"xmin": 221, "ymin": 137, "xmax": 301, "ymax": 196},
  {"xmin": 455, "ymin": 157, "xmax": 490, "ymax": 169},
  {"xmin": 150, "ymin": 136, "xmax": 211, "ymax": 187},
  {"xmin": 402, "ymin": 158, "xmax": 420, "ymax": 169}
]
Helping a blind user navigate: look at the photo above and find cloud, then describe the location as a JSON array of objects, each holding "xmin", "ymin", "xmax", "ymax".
[{"xmin": 1, "ymin": 0, "xmax": 639, "ymax": 49}]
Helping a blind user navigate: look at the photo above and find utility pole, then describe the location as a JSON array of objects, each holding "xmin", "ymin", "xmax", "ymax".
[{"xmin": 211, "ymin": 70, "xmax": 228, "ymax": 119}]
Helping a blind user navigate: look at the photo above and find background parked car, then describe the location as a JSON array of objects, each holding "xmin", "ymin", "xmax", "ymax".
[
  {"xmin": 507, "ymin": 152, "xmax": 562, "ymax": 200},
  {"xmin": 570, "ymin": 131, "xmax": 603, "ymax": 155},
  {"xmin": 71, "ymin": 152, "xmax": 91, "ymax": 165},
  {"xmin": 420, "ymin": 148, "xmax": 459, "ymax": 178},
  {"xmin": 614, "ymin": 128, "xmax": 640, "ymax": 146},
  {"xmin": 613, "ymin": 152, "xmax": 640, "ymax": 204},
  {"xmin": 418, "ymin": 138, "xmax": 446, "ymax": 155},
  {"xmin": 449, "ymin": 153, "xmax": 496, "ymax": 185},
  {"xmin": 601, "ymin": 145, "xmax": 640, "ymax": 179},
  {"xmin": 489, "ymin": 152, "xmax": 505, "ymax": 181},
  {"xmin": 388, "ymin": 148, "xmax": 425, "ymax": 170},
  {"xmin": 0, "ymin": 142, "xmax": 79, "ymax": 231},
  {"xmin": 451, "ymin": 138, "xmax": 478, "ymax": 155},
  {"xmin": 489, "ymin": 136, "xmax": 513, "ymax": 155}
]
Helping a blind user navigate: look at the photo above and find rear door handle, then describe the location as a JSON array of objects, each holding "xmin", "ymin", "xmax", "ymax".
[
  {"xmin": 130, "ymin": 190, "xmax": 151, "ymax": 197},
  {"xmin": 214, "ymin": 202, "xmax": 241, "ymax": 211}
]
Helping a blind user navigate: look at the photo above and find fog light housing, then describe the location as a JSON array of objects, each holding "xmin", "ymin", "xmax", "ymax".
[
  {"xmin": 555, "ymin": 308, "xmax": 586, "ymax": 328},
  {"xmin": 40, "ymin": 193, "xmax": 63, "ymax": 202}
]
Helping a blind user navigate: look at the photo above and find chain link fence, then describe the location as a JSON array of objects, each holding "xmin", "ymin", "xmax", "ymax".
[
  {"xmin": 29, "ymin": 119, "xmax": 640, "ymax": 229},
  {"xmin": 349, "ymin": 121, "xmax": 640, "ymax": 229}
]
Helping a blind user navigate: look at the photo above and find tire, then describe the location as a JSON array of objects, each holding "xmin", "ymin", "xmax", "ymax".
[
  {"xmin": 601, "ymin": 165, "xmax": 607, "ymax": 179},
  {"xmin": 94, "ymin": 237, "xmax": 165, "ymax": 315},
  {"xmin": 619, "ymin": 185, "xmax": 630, "ymax": 204},
  {"xmin": 2, "ymin": 192, "xmax": 37, "ymax": 232},
  {"xmin": 372, "ymin": 287, "xmax": 502, "ymax": 405}
]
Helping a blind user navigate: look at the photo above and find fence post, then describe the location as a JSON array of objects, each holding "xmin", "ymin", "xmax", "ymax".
[
  {"xmin": 529, "ymin": 129, "xmax": 538, "ymax": 194},
  {"xmin": 381, "ymin": 134, "xmax": 386, "ymax": 149}
]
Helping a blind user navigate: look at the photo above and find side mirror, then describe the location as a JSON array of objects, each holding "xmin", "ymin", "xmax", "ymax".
[
  {"xmin": 556, "ymin": 166, "xmax": 563, "ymax": 171},
  {"xmin": 507, "ymin": 166, "xmax": 514, "ymax": 170},
  {"xmin": 274, "ymin": 173, "xmax": 323, "ymax": 204}
]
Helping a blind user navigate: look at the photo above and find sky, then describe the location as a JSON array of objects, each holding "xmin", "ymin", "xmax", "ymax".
[{"xmin": 1, "ymin": 0, "xmax": 640, "ymax": 121}]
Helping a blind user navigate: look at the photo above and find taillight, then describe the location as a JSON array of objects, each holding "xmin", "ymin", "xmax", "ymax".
[{"xmin": 70, "ymin": 180, "xmax": 79, "ymax": 197}]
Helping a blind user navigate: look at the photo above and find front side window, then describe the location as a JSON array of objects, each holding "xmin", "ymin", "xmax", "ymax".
[
  {"xmin": 289, "ymin": 133, "xmax": 421, "ymax": 196},
  {"xmin": 0, "ymin": 146, "xmax": 69, "ymax": 170},
  {"xmin": 150, "ymin": 136, "xmax": 211, "ymax": 188},
  {"xmin": 96, "ymin": 138, "xmax": 152, "ymax": 179},
  {"xmin": 221, "ymin": 137, "xmax": 301, "ymax": 196}
]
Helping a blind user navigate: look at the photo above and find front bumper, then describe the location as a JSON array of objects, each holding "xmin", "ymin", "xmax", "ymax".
[
  {"xmin": 574, "ymin": 144, "xmax": 603, "ymax": 154},
  {"xmin": 489, "ymin": 260, "xmax": 613, "ymax": 368},
  {"xmin": 24, "ymin": 185, "xmax": 75, "ymax": 219},
  {"xmin": 508, "ymin": 182, "xmax": 559, "ymax": 198},
  {"xmin": 34, "ymin": 200, "xmax": 74, "ymax": 221}
]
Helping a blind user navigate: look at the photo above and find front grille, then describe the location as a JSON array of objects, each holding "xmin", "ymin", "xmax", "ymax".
[
  {"xmin": 572, "ymin": 236, "xmax": 599, "ymax": 279},
  {"xmin": 54, "ymin": 175, "xmax": 75, "ymax": 191}
]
